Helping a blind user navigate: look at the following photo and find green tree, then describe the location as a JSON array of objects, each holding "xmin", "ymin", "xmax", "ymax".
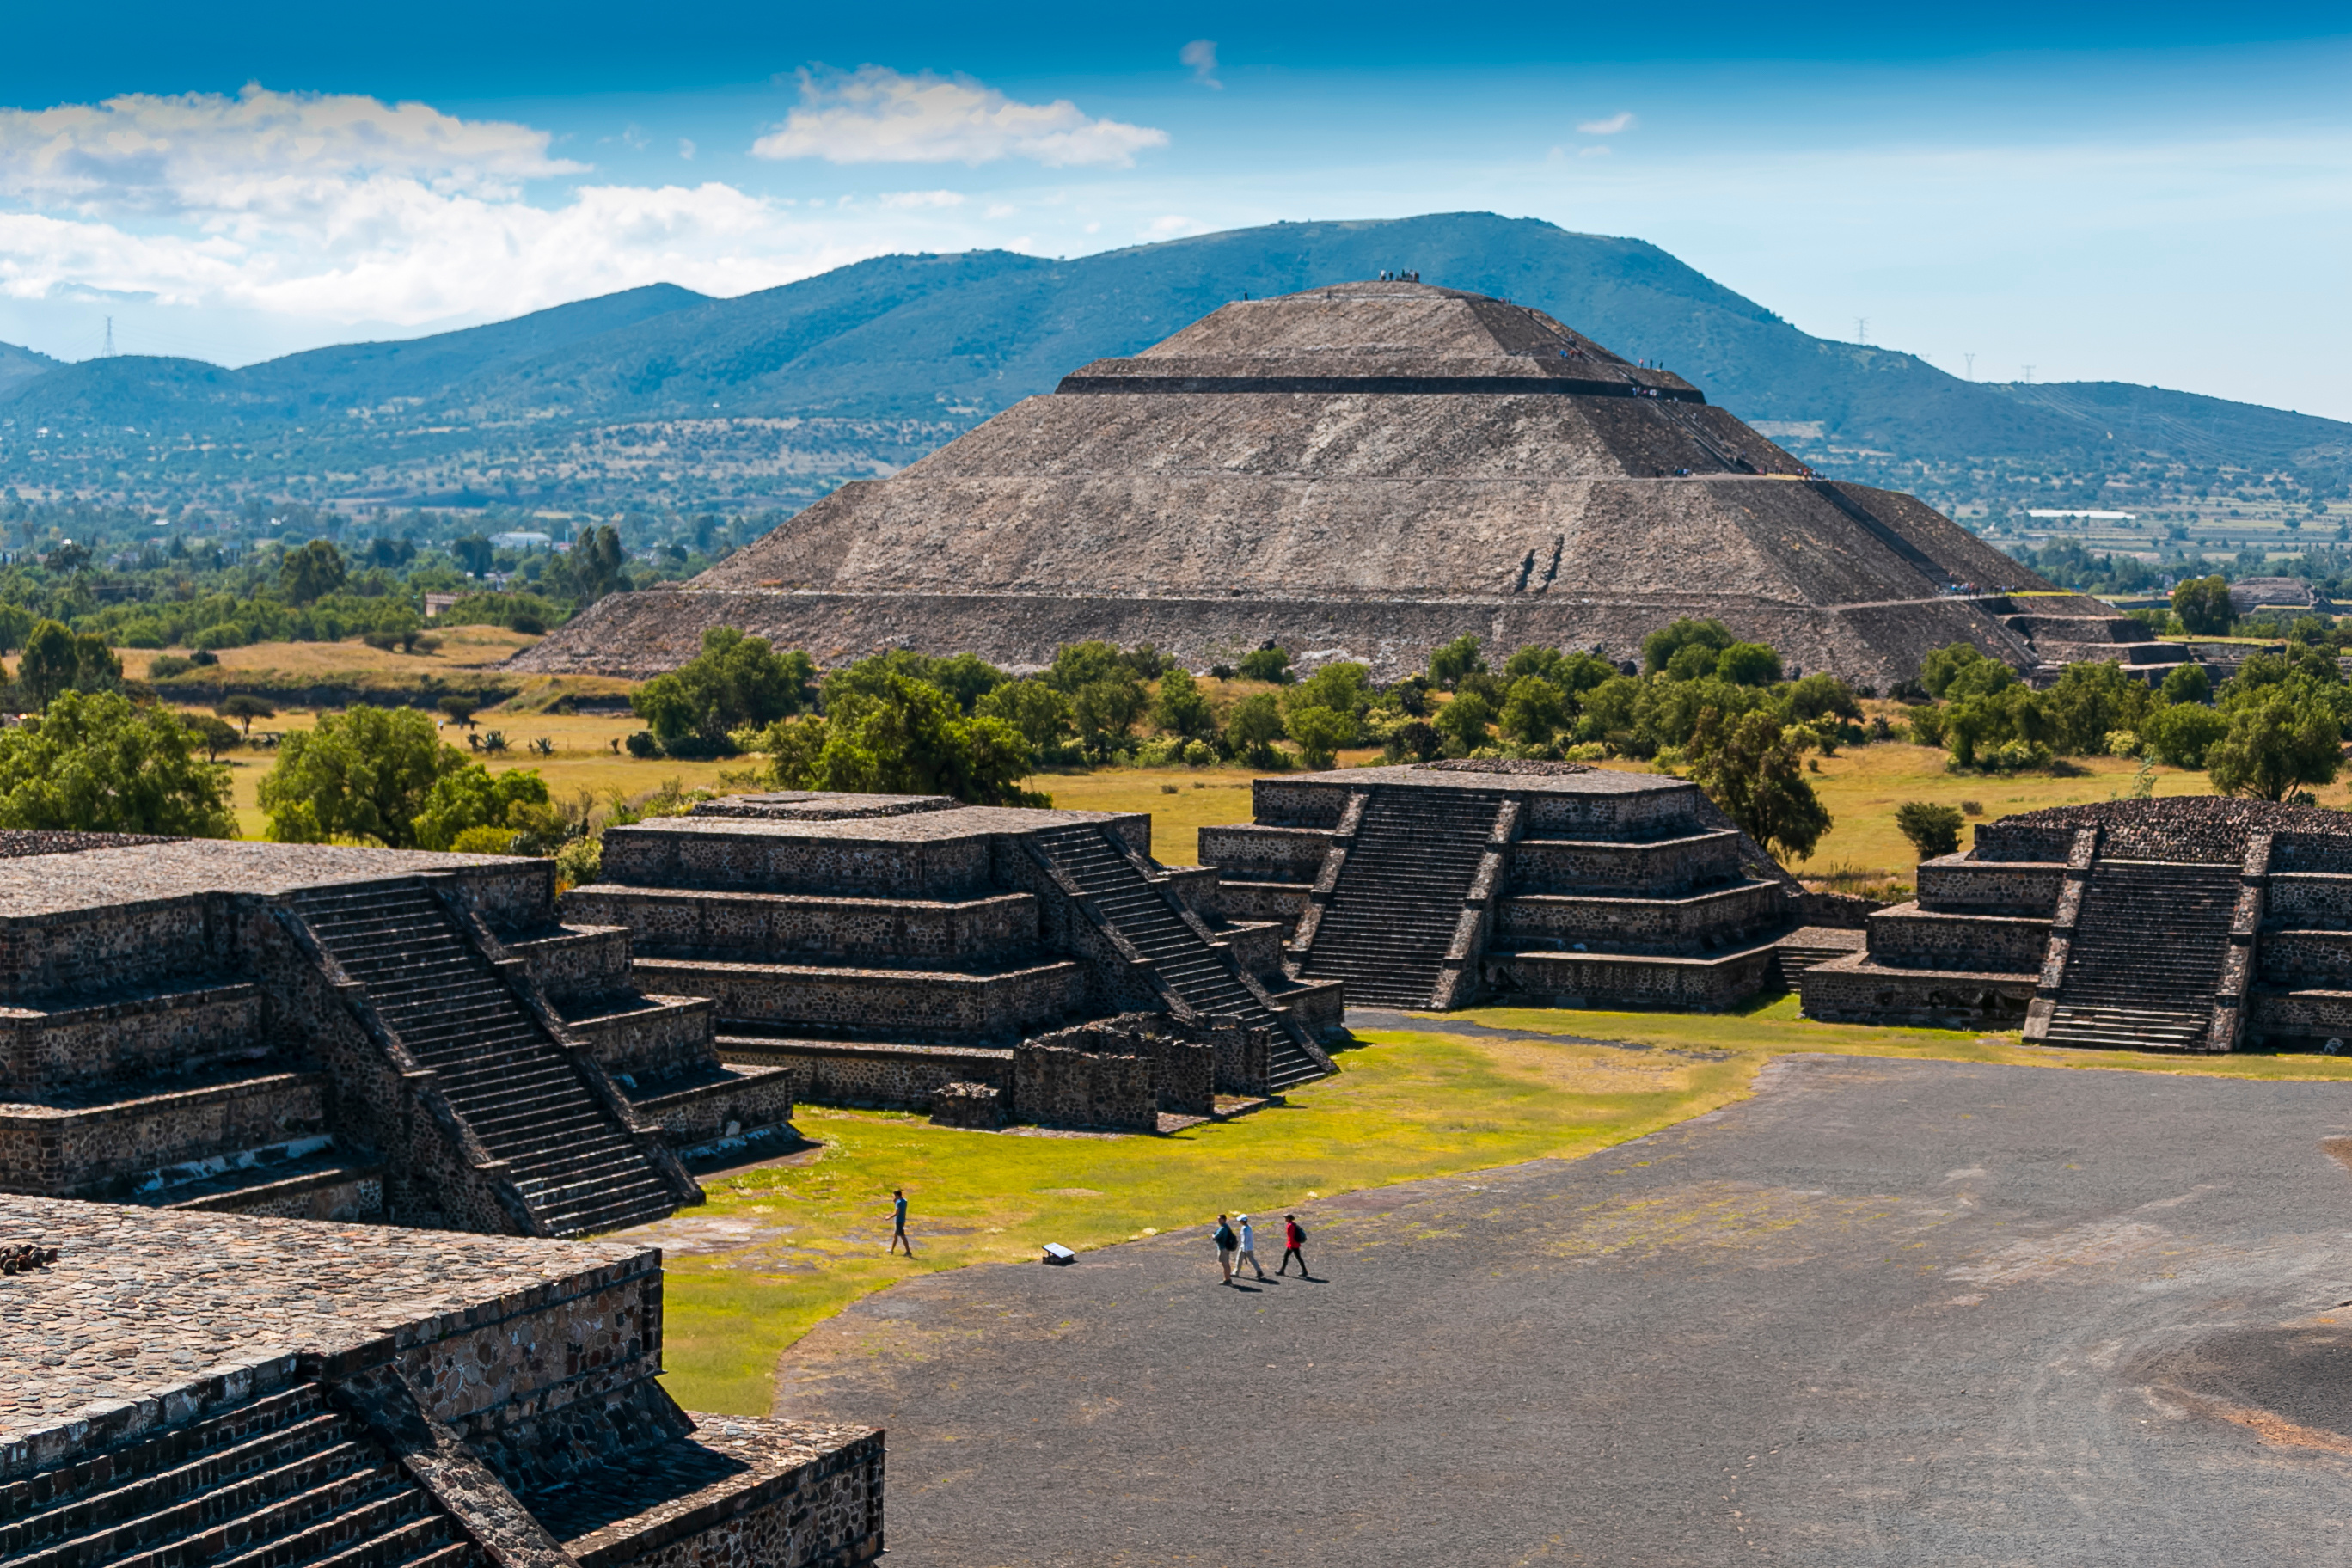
[
  {"xmin": 1283, "ymin": 661, "xmax": 1374, "ymax": 724},
  {"xmin": 279, "ymin": 541, "xmax": 347, "ymax": 604},
  {"xmin": 2160, "ymin": 662, "xmax": 2213, "ymax": 706},
  {"xmin": 2142, "ymin": 701, "xmax": 2230, "ymax": 768},
  {"xmin": 1917, "ymin": 642, "xmax": 2019, "ymax": 700},
  {"xmin": 17, "ymin": 619, "xmax": 77, "ymax": 708},
  {"xmin": 1641, "ymin": 618, "xmax": 1733, "ymax": 675},
  {"xmin": 0, "ymin": 690, "xmax": 234, "ymax": 836},
  {"xmin": 2171, "ymin": 575, "xmax": 2236, "ymax": 636},
  {"xmin": 1685, "ymin": 707, "xmax": 1832, "ymax": 863},
  {"xmin": 1285, "ymin": 707, "xmax": 1356, "ymax": 771},
  {"xmin": 1782, "ymin": 673, "xmax": 1862, "ymax": 725},
  {"xmin": 218, "ymin": 695, "xmax": 277, "ymax": 737},
  {"xmin": 1427, "ymin": 634, "xmax": 1486, "ymax": 689},
  {"xmin": 2206, "ymin": 693, "xmax": 2343, "ymax": 800},
  {"xmin": 629, "ymin": 628, "xmax": 817, "ymax": 754},
  {"xmin": 1073, "ymin": 677, "xmax": 1148, "ymax": 758},
  {"xmin": 1433, "ymin": 689, "xmax": 1495, "ymax": 753},
  {"xmin": 1499, "ymin": 676, "xmax": 1569, "ymax": 747},
  {"xmin": 756, "ymin": 672, "xmax": 1043, "ymax": 805},
  {"xmin": 1225, "ymin": 692, "xmax": 1288, "ymax": 766},
  {"xmin": 413, "ymin": 764, "xmax": 555, "ymax": 852},
  {"xmin": 2043, "ymin": 660, "xmax": 2156, "ymax": 756},
  {"xmin": 1893, "ymin": 801, "xmax": 1965, "ymax": 861},
  {"xmin": 1236, "ymin": 646, "xmax": 1294, "ymax": 684},
  {"xmin": 976, "ymin": 679, "xmax": 1076, "ymax": 753},
  {"xmin": 259, "ymin": 705, "xmax": 467, "ymax": 847},
  {"xmin": 563, "ymin": 525, "xmax": 627, "ymax": 605},
  {"xmin": 191, "ymin": 714, "xmax": 241, "ymax": 763},
  {"xmin": 1044, "ymin": 640, "xmax": 1130, "ymax": 694},
  {"xmin": 437, "ymin": 695, "xmax": 479, "ymax": 728},
  {"xmin": 0, "ymin": 603, "xmax": 35, "ymax": 658},
  {"xmin": 1149, "ymin": 666, "xmax": 1217, "ymax": 742},
  {"xmin": 1714, "ymin": 642, "xmax": 1783, "ymax": 686}
]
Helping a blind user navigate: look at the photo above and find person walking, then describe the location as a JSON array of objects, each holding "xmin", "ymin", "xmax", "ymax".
[
  {"xmin": 888, "ymin": 1189, "xmax": 914, "ymax": 1256},
  {"xmin": 1234, "ymin": 1214, "xmax": 1267, "ymax": 1280},
  {"xmin": 1212, "ymin": 1213, "xmax": 1238, "ymax": 1283},
  {"xmin": 1278, "ymin": 1213, "xmax": 1309, "ymax": 1277}
]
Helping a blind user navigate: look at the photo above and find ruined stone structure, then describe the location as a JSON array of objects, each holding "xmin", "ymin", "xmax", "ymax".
[
  {"xmin": 516, "ymin": 279, "xmax": 2155, "ymax": 689},
  {"xmin": 1199, "ymin": 761, "xmax": 1800, "ymax": 1011},
  {"xmin": 563, "ymin": 793, "xmax": 1339, "ymax": 1118},
  {"xmin": 0, "ymin": 1195, "xmax": 882, "ymax": 1568},
  {"xmin": 0, "ymin": 838, "xmax": 793, "ymax": 1237},
  {"xmin": 1801, "ymin": 797, "xmax": 2352, "ymax": 1051}
]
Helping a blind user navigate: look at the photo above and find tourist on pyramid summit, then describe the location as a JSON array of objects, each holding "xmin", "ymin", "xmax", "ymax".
[
  {"xmin": 1279, "ymin": 1214, "xmax": 1310, "ymax": 1277},
  {"xmin": 1212, "ymin": 1213, "xmax": 1238, "ymax": 1283},
  {"xmin": 1234, "ymin": 1214, "xmax": 1267, "ymax": 1280},
  {"xmin": 889, "ymin": 1188, "xmax": 914, "ymax": 1257}
]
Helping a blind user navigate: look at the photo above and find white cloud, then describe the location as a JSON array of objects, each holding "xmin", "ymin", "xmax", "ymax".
[
  {"xmin": 1577, "ymin": 112, "xmax": 1635, "ymax": 135},
  {"xmin": 750, "ymin": 65, "xmax": 1168, "ymax": 168},
  {"xmin": 1181, "ymin": 40, "xmax": 1222, "ymax": 89},
  {"xmin": 678, "ymin": 138, "xmax": 696, "ymax": 161},
  {"xmin": 984, "ymin": 202, "xmax": 1018, "ymax": 218},
  {"xmin": 0, "ymin": 84, "xmax": 581, "ymax": 211},
  {"xmin": 1579, "ymin": 145, "xmax": 1611, "ymax": 159},
  {"xmin": 879, "ymin": 188, "xmax": 965, "ymax": 208},
  {"xmin": 1142, "ymin": 215, "xmax": 1198, "ymax": 238}
]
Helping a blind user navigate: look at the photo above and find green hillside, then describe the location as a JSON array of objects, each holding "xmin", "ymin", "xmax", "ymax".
[{"xmin": 1, "ymin": 212, "xmax": 2343, "ymax": 530}]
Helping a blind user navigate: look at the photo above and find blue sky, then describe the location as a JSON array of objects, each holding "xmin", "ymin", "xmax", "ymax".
[{"xmin": 1, "ymin": 2, "xmax": 2347, "ymax": 416}]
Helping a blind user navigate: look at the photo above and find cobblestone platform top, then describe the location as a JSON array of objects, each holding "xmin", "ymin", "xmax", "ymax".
[
  {"xmin": 688, "ymin": 793, "xmax": 961, "ymax": 821},
  {"xmin": 0, "ymin": 840, "xmax": 522, "ymax": 917},
  {"xmin": 0, "ymin": 1195, "xmax": 649, "ymax": 1443},
  {"xmin": 616, "ymin": 804, "xmax": 1129, "ymax": 843}
]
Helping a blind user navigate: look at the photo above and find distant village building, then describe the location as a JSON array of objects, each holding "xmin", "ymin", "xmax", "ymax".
[
  {"xmin": 489, "ymin": 530, "xmax": 553, "ymax": 550},
  {"xmin": 420, "ymin": 591, "xmax": 462, "ymax": 618}
]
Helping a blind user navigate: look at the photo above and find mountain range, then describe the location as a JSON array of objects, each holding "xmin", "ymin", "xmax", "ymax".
[{"xmin": 3, "ymin": 212, "xmax": 2343, "ymax": 518}]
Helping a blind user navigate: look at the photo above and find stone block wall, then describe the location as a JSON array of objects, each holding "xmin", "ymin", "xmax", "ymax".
[
  {"xmin": 1219, "ymin": 920, "xmax": 1287, "ymax": 979},
  {"xmin": 1195, "ymin": 824, "xmax": 1332, "ymax": 885},
  {"xmin": 633, "ymin": 1068, "xmax": 799, "ymax": 1152},
  {"xmin": 1483, "ymin": 946, "xmax": 1778, "ymax": 1011},
  {"xmin": 1863, "ymin": 906, "xmax": 2052, "ymax": 972},
  {"xmin": 567, "ymin": 996, "xmax": 719, "ymax": 1083},
  {"xmin": 603, "ymin": 823, "xmax": 994, "ymax": 898},
  {"xmin": 564, "ymin": 886, "xmax": 1038, "ymax": 964},
  {"xmin": 1494, "ymin": 880, "xmax": 1786, "ymax": 955},
  {"xmin": 1505, "ymin": 831, "xmax": 1744, "ymax": 897},
  {"xmin": 641, "ymin": 955, "xmax": 1089, "ymax": 1038},
  {"xmin": 1969, "ymin": 825, "xmax": 2079, "ymax": 864},
  {"xmin": 0, "ymin": 897, "xmax": 227, "ymax": 1003},
  {"xmin": 510, "ymin": 926, "xmax": 635, "ymax": 1004},
  {"xmin": 1023, "ymin": 1015, "xmax": 1213, "ymax": 1117},
  {"xmin": 1011, "ymin": 1043, "xmax": 1156, "ymax": 1131},
  {"xmin": 1517, "ymin": 786, "xmax": 1701, "ymax": 842},
  {"xmin": 0, "ymin": 982, "xmax": 264, "ymax": 1093},
  {"xmin": 1802, "ymin": 961, "xmax": 2040, "ymax": 1027},
  {"xmin": 0, "ymin": 1072, "xmax": 327, "ymax": 1197},
  {"xmin": 726, "ymin": 1040, "xmax": 1013, "ymax": 1112},
  {"xmin": 1914, "ymin": 857, "xmax": 2067, "ymax": 916},
  {"xmin": 2263, "ymin": 873, "xmax": 2352, "ymax": 928}
]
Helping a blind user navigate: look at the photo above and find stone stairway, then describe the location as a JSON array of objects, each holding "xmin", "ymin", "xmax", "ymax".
[
  {"xmin": 1301, "ymin": 787, "xmax": 1506, "ymax": 1008},
  {"xmin": 0, "ymin": 1381, "xmax": 471, "ymax": 1568},
  {"xmin": 296, "ymin": 882, "xmax": 677, "ymax": 1236},
  {"xmin": 2043, "ymin": 859, "xmax": 2239, "ymax": 1050},
  {"xmin": 1028, "ymin": 824, "xmax": 1325, "ymax": 1091}
]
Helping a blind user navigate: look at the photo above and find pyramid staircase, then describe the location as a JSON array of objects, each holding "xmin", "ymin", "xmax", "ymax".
[
  {"xmin": 1299, "ymin": 788, "xmax": 1508, "ymax": 1009},
  {"xmin": 2041, "ymin": 859, "xmax": 2239, "ymax": 1050},
  {"xmin": 1027, "ymin": 824, "xmax": 1326, "ymax": 1090},
  {"xmin": 0, "ymin": 1381, "xmax": 471, "ymax": 1568},
  {"xmin": 294, "ymin": 882, "xmax": 678, "ymax": 1237}
]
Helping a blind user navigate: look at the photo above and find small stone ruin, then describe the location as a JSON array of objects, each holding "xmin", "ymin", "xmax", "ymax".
[
  {"xmin": 1198, "ymin": 761, "xmax": 1810, "ymax": 1011},
  {"xmin": 0, "ymin": 1194, "xmax": 882, "ymax": 1568},
  {"xmin": 1803, "ymin": 796, "xmax": 2352, "ymax": 1050}
]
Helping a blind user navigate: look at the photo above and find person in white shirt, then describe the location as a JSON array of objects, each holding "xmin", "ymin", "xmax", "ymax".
[{"xmin": 1232, "ymin": 1213, "xmax": 1266, "ymax": 1280}]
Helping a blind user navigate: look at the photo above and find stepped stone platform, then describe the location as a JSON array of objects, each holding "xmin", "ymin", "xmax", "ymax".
[
  {"xmin": 0, "ymin": 836, "xmax": 788, "ymax": 1238},
  {"xmin": 1198, "ymin": 760, "xmax": 1804, "ymax": 1013},
  {"xmin": 0, "ymin": 1195, "xmax": 882, "ymax": 1568},
  {"xmin": 1802, "ymin": 797, "xmax": 2352, "ymax": 1051},
  {"xmin": 564, "ymin": 793, "xmax": 1342, "ymax": 1119},
  {"xmin": 515, "ymin": 279, "xmax": 2130, "ymax": 690}
]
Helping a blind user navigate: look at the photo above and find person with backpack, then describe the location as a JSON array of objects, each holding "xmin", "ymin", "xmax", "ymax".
[
  {"xmin": 1212, "ymin": 1213, "xmax": 1238, "ymax": 1283},
  {"xmin": 1279, "ymin": 1213, "xmax": 1309, "ymax": 1277}
]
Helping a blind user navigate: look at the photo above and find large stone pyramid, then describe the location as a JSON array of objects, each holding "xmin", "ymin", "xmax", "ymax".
[{"xmin": 518, "ymin": 280, "xmax": 2139, "ymax": 685}]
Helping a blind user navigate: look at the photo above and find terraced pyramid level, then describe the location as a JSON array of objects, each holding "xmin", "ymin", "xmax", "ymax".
[
  {"xmin": 0, "ymin": 837, "xmax": 787, "ymax": 1237},
  {"xmin": 519, "ymin": 279, "xmax": 2153, "ymax": 689},
  {"xmin": 1202, "ymin": 760, "xmax": 1802, "ymax": 1014},
  {"xmin": 565, "ymin": 792, "xmax": 1342, "ymax": 1124},
  {"xmin": 1801, "ymin": 796, "xmax": 2352, "ymax": 1053}
]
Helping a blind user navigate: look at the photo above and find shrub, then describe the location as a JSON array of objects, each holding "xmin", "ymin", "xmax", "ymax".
[
  {"xmin": 1182, "ymin": 739, "xmax": 1216, "ymax": 767},
  {"xmin": 2142, "ymin": 702, "xmax": 2230, "ymax": 769},
  {"xmin": 0, "ymin": 690, "xmax": 235, "ymax": 836},
  {"xmin": 1641, "ymin": 618, "xmax": 1733, "ymax": 675},
  {"xmin": 554, "ymin": 835, "xmax": 603, "ymax": 887},
  {"xmin": 1286, "ymin": 706, "xmax": 1356, "ymax": 770},
  {"xmin": 1894, "ymin": 801, "xmax": 1965, "ymax": 860},
  {"xmin": 1715, "ymin": 642, "xmax": 1783, "ymax": 686},
  {"xmin": 1225, "ymin": 692, "xmax": 1288, "ymax": 766},
  {"xmin": 1426, "ymin": 634, "xmax": 1485, "ymax": 689},
  {"xmin": 450, "ymin": 825, "xmax": 520, "ymax": 855},
  {"xmin": 190, "ymin": 623, "xmax": 247, "ymax": 652},
  {"xmin": 1236, "ymin": 646, "xmax": 1294, "ymax": 684},
  {"xmin": 2161, "ymin": 663, "xmax": 2213, "ymax": 706},
  {"xmin": 1432, "ymin": 690, "xmax": 1494, "ymax": 753},
  {"xmin": 147, "ymin": 654, "xmax": 193, "ymax": 680}
]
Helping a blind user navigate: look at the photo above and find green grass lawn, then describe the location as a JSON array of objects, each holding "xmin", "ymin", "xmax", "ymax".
[{"xmin": 657, "ymin": 995, "xmax": 2352, "ymax": 1416}]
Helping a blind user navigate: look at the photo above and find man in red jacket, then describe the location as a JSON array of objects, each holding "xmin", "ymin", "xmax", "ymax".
[{"xmin": 1278, "ymin": 1213, "xmax": 1309, "ymax": 1277}]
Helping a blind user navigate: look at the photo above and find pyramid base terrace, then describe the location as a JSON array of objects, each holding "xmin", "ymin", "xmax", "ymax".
[
  {"xmin": 1798, "ymin": 952, "xmax": 2039, "ymax": 1028},
  {"xmin": 1482, "ymin": 940, "xmax": 1786, "ymax": 1012}
]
